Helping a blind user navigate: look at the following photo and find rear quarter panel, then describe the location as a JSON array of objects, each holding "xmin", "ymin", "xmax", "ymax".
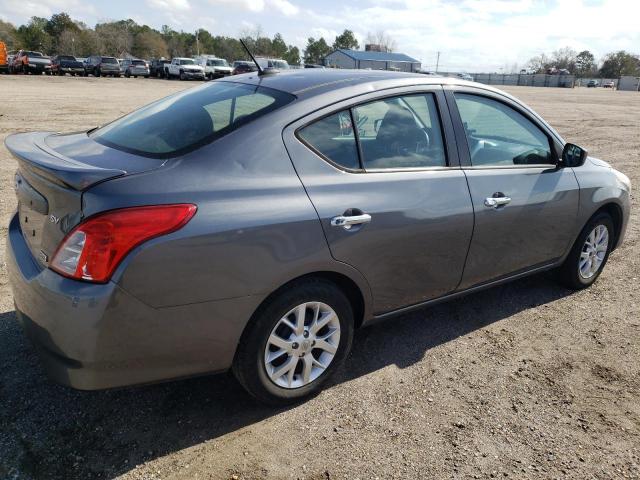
[{"xmin": 83, "ymin": 114, "xmax": 372, "ymax": 314}]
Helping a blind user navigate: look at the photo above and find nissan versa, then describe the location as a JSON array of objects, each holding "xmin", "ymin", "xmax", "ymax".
[{"xmin": 5, "ymin": 70, "xmax": 631, "ymax": 405}]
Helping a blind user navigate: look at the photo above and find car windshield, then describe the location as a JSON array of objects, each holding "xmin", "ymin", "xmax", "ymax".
[
  {"xmin": 59, "ymin": 55, "xmax": 76, "ymax": 61},
  {"xmin": 101, "ymin": 57, "xmax": 118, "ymax": 64},
  {"xmin": 208, "ymin": 59, "xmax": 228, "ymax": 66},
  {"xmin": 26, "ymin": 51, "xmax": 43, "ymax": 57},
  {"xmin": 91, "ymin": 82, "xmax": 295, "ymax": 158},
  {"xmin": 271, "ymin": 60, "xmax": 289, "ymax": 69},
  {"xmin": 179, "ymin": 59, "xmax": 194, "ymax": 65}
]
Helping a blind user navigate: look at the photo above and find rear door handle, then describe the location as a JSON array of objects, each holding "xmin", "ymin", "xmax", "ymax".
[
  {"xmin": 331, "ymin": 213, "xmax": 372, "ymax": 229},
  {"xmin": 484, "ymin": 194, "xmax": 511, "ymax": 208}
]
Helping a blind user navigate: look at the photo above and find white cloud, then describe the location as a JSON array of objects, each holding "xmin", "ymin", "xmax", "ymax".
[
  {"xmin": 147, "ymin": 0, "xmax": 191, "ymax": 11},
  {"xmin": 270, "ymin": 0, "xmax": 298, "ymax": 16},
  {"xmin": 0, "ymin": 0, "xmax": 97, "ymax": 24},
  {"xmin": 207, "ymin": 0, "xmax": 265, "ymax": 12},
  {"xmin": 206, "ymin": 0, "xmax": 297, "ymax": 15}
]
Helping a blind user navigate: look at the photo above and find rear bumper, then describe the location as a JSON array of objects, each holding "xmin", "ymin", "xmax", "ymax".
[
  {"xmin": 26, "ymin": 64, "xmax": 51, "ymax": 73},
  {"xmin": 6, "ymin": 212, "xmax": 260, "ymax": 390},
  {"xmin": 127, "ymin": 69, "xmax": 150, "ymax": 76}
]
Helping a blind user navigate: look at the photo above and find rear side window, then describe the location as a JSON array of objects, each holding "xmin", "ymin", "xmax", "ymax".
[
  {"xmin": 353, "ymin": 94, "xmax": 446, "ymax": 169},
  {"xmin": 298, "ymin": 110, "xmax": 360, "ymax": 170},
  {"xmin": 298, "ymin": 93, "xmax": 447, "ymax": 171},
  {"xmin": 92, "ymin": 82, "xmax": 295, "ymax": 158}
]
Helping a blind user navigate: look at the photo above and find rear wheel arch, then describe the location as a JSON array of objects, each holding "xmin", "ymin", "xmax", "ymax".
[{"xmin": 241, "ymin": 272, "xmax": 367, "ymax": 348}]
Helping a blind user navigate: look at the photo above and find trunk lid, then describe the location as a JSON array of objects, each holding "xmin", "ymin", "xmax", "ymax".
[{"xmin": 6, "ymin": 131, "xmax": 163, "ymax": 267}]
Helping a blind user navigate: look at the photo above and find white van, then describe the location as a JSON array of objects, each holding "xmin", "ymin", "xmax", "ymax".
[
  {"xmin": 194, "ymin": 55, "xmax": 233, "ymax": 79},
  {"xmin": 255, "ymin": 57, "xmax": 290, "ymax": 70}
]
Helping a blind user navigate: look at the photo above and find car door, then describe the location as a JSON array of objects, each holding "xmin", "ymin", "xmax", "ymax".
[
  {"xmin": 283, "ymin": 87, "xmax": 474, "ymax": 314},
  {"xmin": 444, "ymin": 87, "xmax": 580, "ymax": 289}
]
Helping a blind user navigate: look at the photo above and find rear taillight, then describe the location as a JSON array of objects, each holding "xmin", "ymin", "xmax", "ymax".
[{"xmin": 50, "ymin": 204, "xmax": 197, "ymax": 283}]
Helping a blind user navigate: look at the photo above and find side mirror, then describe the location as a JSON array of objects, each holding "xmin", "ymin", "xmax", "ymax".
[{"xmin": 561, "ymin": 143, "xmax": 588, "ymax": 168}]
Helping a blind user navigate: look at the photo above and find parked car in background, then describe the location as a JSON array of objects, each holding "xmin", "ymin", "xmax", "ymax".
[
  {"xmin": 417, "ymin": 70, "xmax": 440, "ymax": 76},
  {"xmin": 6, "ymin": 51, "xmax": 17, "ymax": 73},
  {"xmin": 456, "ymin": 72, "xmax": 474, "ymax": 81},
  {"xmin": 166, "ymin": 57, "xmax": 205, "ymax": 80},
  {"xmin": 84, "ymin": 56, "xmax": 121, "ymax": 77},
  {"xmin": 51, "ymin": 55, "xmax": 85, "ymax": 76},
  {"xmin": 195, "ymin": 55, "xmax": 233, "ymax": 80},
  {"xmin": 11, "ymin": 50, "xmax": 52, "ymax": 75},
  {"xmin": 304, "ymin": 64, "xmax": 325, "ymax": 69},
  {"xmin": 256, "ymin": 57, "xmax": 290, "ymax": 70},
  {"xmin": 603, "ymin": 81, "xmax": 615, "ymax": 89},
  {"xmin": 232, "ymin": 60, "xmax": 258, "ymax": 75},
  {"xmin": 121, "ymin": 59, "xmax": 150, "ymax": 78},
  {"xmin": 150, "ymin": 58, "xmax": 170, "ymax": 78},
  {"xmin": 0, "ymin": 41, "xmax": 8, "ymax": 73},
  {"xmin": 587, "ymin": 79, "xmax": 599, "ymax": 88},
  {"xmin": 5, "ymin": 70, "xmax": 630, "ymax": 405}
]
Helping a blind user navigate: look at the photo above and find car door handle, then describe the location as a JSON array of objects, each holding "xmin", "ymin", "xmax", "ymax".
[
  {"xmin": 484, "ymin": 195, "xmax": 511, "ymax": 208},
  {"xmin": 331, "ymin": 213, "xmax": 372, "ymax": 229}
]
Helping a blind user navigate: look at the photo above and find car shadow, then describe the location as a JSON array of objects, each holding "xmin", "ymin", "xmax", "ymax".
[{"xmin": 0, "ymin": 272, "xmax": 571, "ymax": 479}]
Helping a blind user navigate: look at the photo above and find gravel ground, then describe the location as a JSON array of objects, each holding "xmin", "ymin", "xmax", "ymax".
[{"xmin": 0, "ymin": 76, "xmax": 638, "ymax": 480}]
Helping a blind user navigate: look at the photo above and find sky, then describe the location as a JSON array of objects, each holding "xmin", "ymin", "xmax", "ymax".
[{"xmin": 1, "ymin": 0, "xmax": 639, "ymax": 72}]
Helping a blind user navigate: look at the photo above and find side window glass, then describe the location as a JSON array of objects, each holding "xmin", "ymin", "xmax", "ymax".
[
  {"xmin": 454, "ymin": 93, "xmax": 553, "ymax": 166},
  {"xmin": 298, "ymin": 110, "xmax": 360, "ymax": 170},
  {"xmin": 352, "ymin": 94, "xmax": 446, "ymax": 169}
]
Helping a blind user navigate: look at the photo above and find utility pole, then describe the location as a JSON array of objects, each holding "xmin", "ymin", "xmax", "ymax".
[
  {"xmin": 196, "ymin": 31, "xmax": 200, "ymax": 56},
  {"xmin": 435, "ymin": 51, "xmax": 440, "ymax": 73}
]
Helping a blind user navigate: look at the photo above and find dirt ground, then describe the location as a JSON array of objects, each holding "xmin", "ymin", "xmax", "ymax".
[{"xmin": 0, "ymin": 75, "xmax": 638, "ymax": 480}]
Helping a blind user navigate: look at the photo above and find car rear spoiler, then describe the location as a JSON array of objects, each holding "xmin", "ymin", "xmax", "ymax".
[{"xmin": 5, "ymin": 132, "xmax": 125, "ymax": 191}]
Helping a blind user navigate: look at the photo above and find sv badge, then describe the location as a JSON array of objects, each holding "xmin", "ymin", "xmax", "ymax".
[{"xmin": 49, "ymin": 214, "xmax": 60, "ymax": 224}]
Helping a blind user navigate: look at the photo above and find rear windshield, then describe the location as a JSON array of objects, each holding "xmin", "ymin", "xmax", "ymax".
[
  {"xmin": 101, "ymin": 57, "xmax": 118, "ymax": 64},
  {"xmin": 132, "ymin": 60, "xmax": 145, "ymax": 65},
  {"xmin": 91, "ymin": 82, "xmax": 295, "ymax": 158},
  {"xmin": 59, "ymin": 55, "xmax": 76, "ymax": 61}
]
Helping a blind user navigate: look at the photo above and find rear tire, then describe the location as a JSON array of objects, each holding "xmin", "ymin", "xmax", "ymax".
[
  {"xmin": 233, "ymin": 279, "xmax": 354, "ymax": 405},
  {"xmin": 556, "ymin": 212, "xmax": 614, "ymax": 290}
]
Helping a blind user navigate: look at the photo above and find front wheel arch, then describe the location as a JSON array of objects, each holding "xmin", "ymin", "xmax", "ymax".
[{"xmin": 596, "ymin": 203, "xmax": 623, "ymax": 251}]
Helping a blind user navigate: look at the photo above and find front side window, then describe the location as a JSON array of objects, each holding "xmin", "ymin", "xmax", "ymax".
[
  {"xmin": 353, "ymin": 93, "xmax": 447, "ymax": 169},
  {"xmin": 92, "ymin": 82, "xmax": 295, "ymax": 158},
  {"xmin": 298, "ymin": 110, "xmax": 360, "ymax": 170},
  {"xmin": 454, "ymin": 93, "xmax": 553, "ymax": 166}
]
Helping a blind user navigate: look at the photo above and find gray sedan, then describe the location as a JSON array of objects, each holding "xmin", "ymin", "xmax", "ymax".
[{"xmin": 5, "ymin": 70, "xmax": 631, "ymax": 405}]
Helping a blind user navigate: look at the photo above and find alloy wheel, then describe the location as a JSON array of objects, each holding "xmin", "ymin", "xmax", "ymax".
[
  {"xmin": 579, "ymin": 224, "xmax": 609, "ymax": 279},
  {"xmin": 263, "ymin": 302, "xmax": 341, "ymax": 389}
]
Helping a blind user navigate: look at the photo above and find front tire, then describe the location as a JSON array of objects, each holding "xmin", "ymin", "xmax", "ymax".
[
  {"xmin": 233, "ymin": 279, "xmax": 354, "ymax": 405},
  {"xmin": 556, "ymin": 212, "xmax": 614, "ymax": 289}
]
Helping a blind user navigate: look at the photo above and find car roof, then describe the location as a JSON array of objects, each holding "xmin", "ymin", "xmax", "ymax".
[{"xmin": 226, "ymin": 68, "xmax": 502, "ymax": 100}]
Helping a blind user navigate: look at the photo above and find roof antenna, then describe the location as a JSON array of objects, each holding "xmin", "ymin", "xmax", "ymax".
[{"xmin": 240, "ymin": 38, "xmax": 278, "ymax": 76}]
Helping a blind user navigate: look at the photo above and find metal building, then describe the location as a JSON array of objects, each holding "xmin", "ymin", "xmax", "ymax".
[
  {"xmin": 618, "ymin": 76, "xmax": 640, "ymax": 91},
  {"xmin": 323, "ymin": 49, "xmax": 421, "ymax": 72}
]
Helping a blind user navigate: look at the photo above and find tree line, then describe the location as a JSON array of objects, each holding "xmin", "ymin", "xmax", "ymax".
[
  {"xmin": 0, "ymin": 13, "xmax": 369, "ymax": 65},
  {"xmin": 527, "ymin": 47, "xmax": 640, "ymax": 78}
]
